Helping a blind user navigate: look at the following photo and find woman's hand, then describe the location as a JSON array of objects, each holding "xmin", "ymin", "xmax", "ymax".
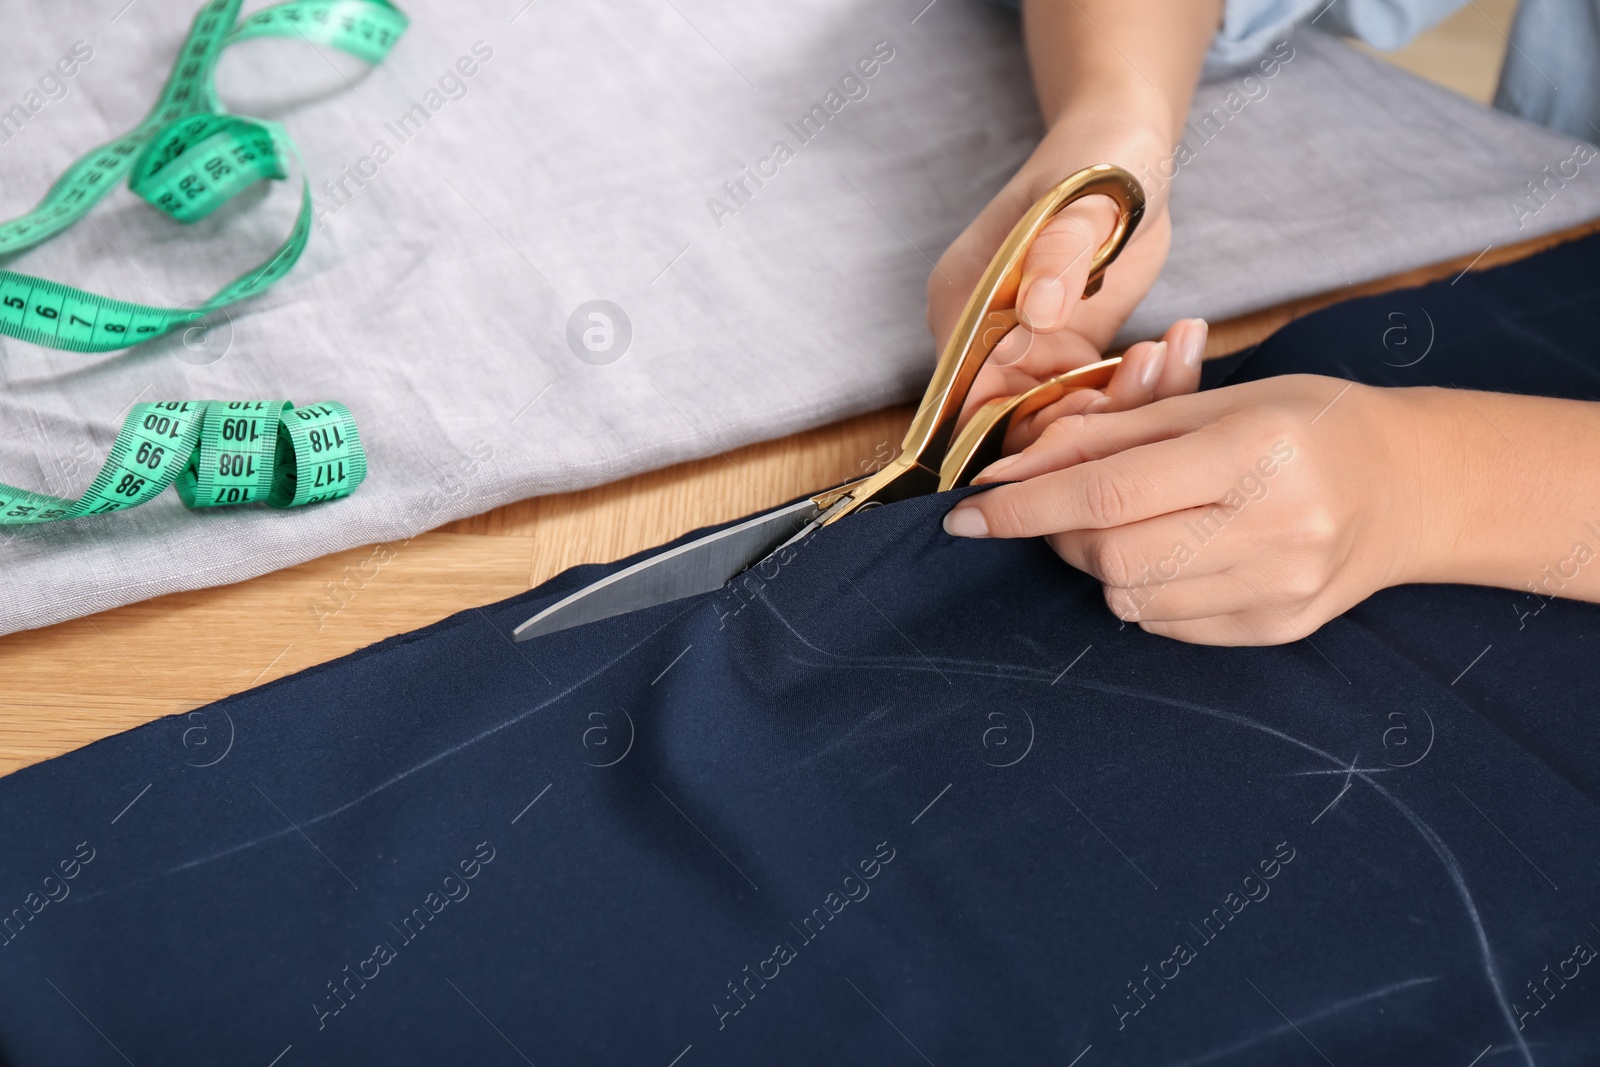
[
  {"xmin": 980, "ymin": 319, "xmax": 1210, "ymax": 447},
  {"xmin": 941, "ymin": 376, "xmax": 1449, "ymax": 645},
  {"xmin": 928, "ymin": 118, "xmax": 1204, "ymax": 449},
  {"xmin": 927, "ymin": 0, "xmax": 1226, "ymax": 448}
]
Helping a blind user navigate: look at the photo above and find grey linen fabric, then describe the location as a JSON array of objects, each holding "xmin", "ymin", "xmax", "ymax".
[{"xmin": 1, "ymin": 0, "xmax": 1597, "ymax": 635}]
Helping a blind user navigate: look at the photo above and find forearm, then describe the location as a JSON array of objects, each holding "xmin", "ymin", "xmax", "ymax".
[
  {"xmin": 1399, "ymin": 387, "xmax": 1600, "ymax": 602},
  {"xmin": 926, "ymin": 1, "xmax": 1219, "ymax": 365},
  {"xmin": 1021, "ymin": 0, "xmax": 1222, "ymax": 141}
]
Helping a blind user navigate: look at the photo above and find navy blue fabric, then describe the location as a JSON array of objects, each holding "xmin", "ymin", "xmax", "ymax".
[{"xmin": 3, "ymin": 236, "xmax": 1600, "ymax": 1066}]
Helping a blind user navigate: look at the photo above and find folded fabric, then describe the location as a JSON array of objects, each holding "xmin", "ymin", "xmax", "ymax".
[
  {"xmin": 2, "ymin": 0, "xmax": 1599, "ymax": 634},
  {"xmin": 2, "ymin": 235, "xmax": 1598, "ymax": 1065}
]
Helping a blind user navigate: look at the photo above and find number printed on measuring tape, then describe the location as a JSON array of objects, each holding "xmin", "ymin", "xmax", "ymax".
[
  {"xmin": 0, "ymin": 401, "xmax": 366, "ymax": 526},
  {"xmin": 0, "ymin": 0, "xmax": 407, "ymax": 353}
]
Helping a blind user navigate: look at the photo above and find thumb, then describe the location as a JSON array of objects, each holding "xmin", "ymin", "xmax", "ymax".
[{"xmin": 1015, "ymin": 194, "xmax": 1121, "ymax": 335}]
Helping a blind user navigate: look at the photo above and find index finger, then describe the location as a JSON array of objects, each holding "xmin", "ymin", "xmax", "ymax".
[{"xmin": 942, "ymin": 423, "xmax": 1244, "ymax": 539}]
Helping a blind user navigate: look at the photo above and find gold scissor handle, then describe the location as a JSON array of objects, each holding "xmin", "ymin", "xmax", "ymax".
[
  {"xmin": 816, "ymin": 164, "xmax": 1145, "ymax": 522},
  {"xmin": 937, "ymin": 356, "xmax": 1121, "ymax": 490}
]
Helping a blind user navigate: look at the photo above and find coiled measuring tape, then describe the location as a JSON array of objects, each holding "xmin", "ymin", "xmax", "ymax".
[
  {"xmin": 0, "ymin": 1, "xmax": 401, "ymax": 522},
  {"xmin": 0, "ymin": 0, "xmax": 407, "ymax": 353},
  {"xmin": 0, "ymin": 401, "xmax": 364, "ymax": 525}
]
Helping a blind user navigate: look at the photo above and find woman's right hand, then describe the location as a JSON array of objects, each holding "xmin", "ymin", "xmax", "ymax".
[{"xmin": 928, "ymin": 110, "xmax": 1200, "ymax": 450}]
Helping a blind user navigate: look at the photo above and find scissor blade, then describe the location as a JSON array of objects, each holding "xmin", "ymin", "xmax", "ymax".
[{"xmin": 512, "ymin": 498, "xmax": 823, "ymax": 641}]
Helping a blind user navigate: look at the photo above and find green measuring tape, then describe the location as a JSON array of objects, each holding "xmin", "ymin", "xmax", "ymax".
[
  {"xmin": 0, "ymin": 1, "xmax": 404, "ymax": 522},
  {"xmin": 0, "ymin": 400, "xmax": 364, "ymax": 525},
  {"xmin": 0, "ymin": 0, "xmax": 407, "ymax": 351}
]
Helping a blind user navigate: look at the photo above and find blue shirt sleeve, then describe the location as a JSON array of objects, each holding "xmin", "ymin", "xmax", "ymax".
[{"xmin": 1209, "ymin": 0, "xmax": 1470, "ymax": 73}]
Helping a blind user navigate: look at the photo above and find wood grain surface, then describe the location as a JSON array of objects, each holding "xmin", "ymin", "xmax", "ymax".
[{"xmin": 2, "ymin": 222, "xmax": 1596, "ymax": 777}]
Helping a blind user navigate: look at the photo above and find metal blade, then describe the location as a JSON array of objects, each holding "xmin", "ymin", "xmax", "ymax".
[{"xmin": 512, "ymin": 498, "xmax": 824, "ymax": 641}]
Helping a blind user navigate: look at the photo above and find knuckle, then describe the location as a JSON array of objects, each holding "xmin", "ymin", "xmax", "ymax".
[
  {"xmin": 1281, "ymin": 502, "xmax": 1339, "ymax": 551},
  {"xmin": 1032, "ymin": 215, "xmax": 1100, "ymax": 260},
  {"xmin": 1225, "ymin": 404, "xmax": 1295, "ymax": 457},
  {"xmin": 1077, "ymin": 464, "xmax": 1137, "ymax": 527},
  {"xmin": 1104, "ymin": 584, "xmax": 1142, "ymax": 621},
  {"xmin": 1280, "ymin": 565, "xmax": 1326, "ymax": 603},
  {"xmin": 1088, "ymin": 536, "xmax": 1137, "ymax": 588},
  {"xmin": 1034, "ymin": 415, "xmax": 1080, "ymax": 450},
  {"xmin": 985, "ymin": 489, "xmax": 1040, "ymax": 538},
  {"xmin": 1255, "ymin": 408, "xmax": 1302, "ymax": 455}
]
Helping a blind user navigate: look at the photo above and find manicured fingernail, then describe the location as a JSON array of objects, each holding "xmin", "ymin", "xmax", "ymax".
[
  {"xmin": 1084, "ymin": 394, "xmax": 1113, "ymax": 414},
  {"xmin": 1180, "ymin": 319, "xmax": 1208, "ymax": 368},
  {"xmin": 973, "ymin": 453, "xmax": 1021, "ymax": 482},
  {"xmin": 1019, "ymin": 276, "xmax": 1067, "ymax": 330},
  {"xmin": 1139, "ymin": 341, "xmax": 1168, "ymax": 392},
  {"xmin": 943, "ymin": 506, "xmax": 990, "ymax": 538}
]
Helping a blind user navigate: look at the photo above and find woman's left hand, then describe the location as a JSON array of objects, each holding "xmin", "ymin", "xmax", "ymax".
[{"xmin": 941, "ymin": 375, "xmax": 1444, "ymax": 645}]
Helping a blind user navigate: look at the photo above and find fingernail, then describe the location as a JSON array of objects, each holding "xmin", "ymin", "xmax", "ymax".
[
  {"xmin": 1180, "ymin": 319, "xmax": 1208, "ymax": 368},
  {"xmin": 942, "ymin": 506, "xmax": 990, "ymax": 538},
  {"xmin": 1084, "ymin": 394, "xmax": 1113, "ymax": 414},
  {"xmin": 1019, "ymin": 277, "xmax": 1067, "ymax": 330},
  {"xmin": 1139, "ymin": 341, "xmax": 1168, "ymax": 392},
  {"xmin": 973, "ymin": 453, "xmax": 1021, "ymax": 482}
]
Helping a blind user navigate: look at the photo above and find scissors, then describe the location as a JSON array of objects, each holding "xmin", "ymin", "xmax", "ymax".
[{"xmin": 514, "ymin": 164, "xmax": 1145, "ymax": 641}]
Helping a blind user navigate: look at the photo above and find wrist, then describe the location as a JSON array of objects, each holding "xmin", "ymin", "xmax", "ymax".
[
  {"xmin": 1375, "ymin": 386, "xmax": 1477, "ymax": 588},
  {"xmin": 1379, "ymin": 386, "xmax": 1597, "ymax": 596},
  {"xmin": 1026, "ymin": 105, "xmax": 1175, "ymax": 212},
  {"xmin": 1021, "ymin": 0, "xmax": 1219, "ymax": 143}
]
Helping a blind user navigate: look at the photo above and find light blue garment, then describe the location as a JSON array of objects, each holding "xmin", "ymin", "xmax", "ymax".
[
  {"xmin": 1493, "ymin": 0, "xmax": 1600, "ymax": 141},
  {"xmin": 1210, "ymin": 0, "xmax": 1463, "ymax": 68},
  {"xmin": 1211, "ymin": 0, "xmax": 1600, "ymax": 140}
]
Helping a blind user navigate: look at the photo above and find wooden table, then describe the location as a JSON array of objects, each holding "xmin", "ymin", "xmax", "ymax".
[{"xmin": 2, "ymin": 226, "xmax": 1593, "ymax": 776}]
